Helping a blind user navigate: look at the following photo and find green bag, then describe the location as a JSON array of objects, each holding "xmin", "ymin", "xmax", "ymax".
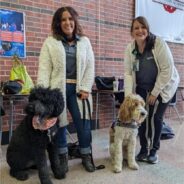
[{"xmin": 9, "ymin": 55, "xmax": 34, "ymax": 94}]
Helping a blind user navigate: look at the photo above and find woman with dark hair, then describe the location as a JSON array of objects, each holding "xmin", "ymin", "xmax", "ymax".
[
  {"xmin": 51, "ymin": 6, "xmax": 84, "ymax": 39},
  {"xmin": 124, "ymin": 16, "xmax": 179, "ymax": 164},
  {"xmin": 36, "ymin": 6, "xmax": 95, "ymax": 178}
]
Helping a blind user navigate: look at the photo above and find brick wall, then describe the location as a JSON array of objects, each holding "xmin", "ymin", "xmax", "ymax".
[{"xmin": 0, "ymin": 0, "xmax": 184, "ymax": 132}]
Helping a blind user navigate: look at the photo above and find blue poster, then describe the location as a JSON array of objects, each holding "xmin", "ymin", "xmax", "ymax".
[{"xmin": 0, "ymin": 9, "xmax": 26, "ymax": 58}]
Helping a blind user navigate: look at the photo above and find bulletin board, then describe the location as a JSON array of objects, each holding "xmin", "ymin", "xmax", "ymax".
[{"xmin": 0, "ymin": 9, "xmax": 26, "ymax": 58}]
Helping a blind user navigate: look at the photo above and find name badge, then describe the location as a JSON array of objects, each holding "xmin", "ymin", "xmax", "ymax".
[{"xmin": 133, "ymin": 59, "xmax": 139, "ymax": 71}]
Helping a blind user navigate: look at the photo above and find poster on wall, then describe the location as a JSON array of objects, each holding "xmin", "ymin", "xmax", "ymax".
[
  {"xmin": 135, "ymin": 0, "xmax": 184, "ymax": 44},
  {"xmin": 0, "ymin": 9, "xmax": 26, "ymax": 58}
]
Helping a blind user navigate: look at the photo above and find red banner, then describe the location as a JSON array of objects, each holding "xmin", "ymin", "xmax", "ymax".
[{"xmin": 0, "ymin": 31, "xmax": 13, "ymax": 42}]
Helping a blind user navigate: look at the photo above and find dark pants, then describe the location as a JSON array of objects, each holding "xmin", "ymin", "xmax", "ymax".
[
  {"xmin": 136, "ymin": 87, "xmax": 169, "ymax": 153},
  {"xmin": 56, "ymin": 83, "xmax": 91, "ymax": 155}
]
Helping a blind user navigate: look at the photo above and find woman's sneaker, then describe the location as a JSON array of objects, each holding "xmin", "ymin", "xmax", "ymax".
[
  {"xmin": 147, "ymin": 153, "xmax": 158, "ymax": 164},
  {"xmin": 136, "ymin": 152, "xmax": 148, "ymax": 162}
]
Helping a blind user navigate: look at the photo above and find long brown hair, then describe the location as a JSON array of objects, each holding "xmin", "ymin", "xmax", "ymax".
[{"xmin": 51, "ymin": 6, "xmax": 84, "ymax": 40}]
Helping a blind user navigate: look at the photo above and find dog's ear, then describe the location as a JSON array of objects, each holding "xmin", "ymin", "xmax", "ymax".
[
  {"xmin": 118, "ymin": 96, "xmax": 132, "ymax": 122},
  {"xmin": 51, "ymin": 88, "xmax": 64, "ymax": 117}
]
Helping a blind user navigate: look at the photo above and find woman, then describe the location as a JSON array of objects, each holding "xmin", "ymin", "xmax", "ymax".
[
  {"xmin": 37, "ymin": 6, "xmax": 95, "ymax": 178},
  {"xmin": 124, "ymin": 16, "xmax": 179, "ymax": 164}
]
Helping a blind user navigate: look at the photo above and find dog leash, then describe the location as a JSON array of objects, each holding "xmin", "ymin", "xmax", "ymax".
[{"xmin": 79, "ymin": 94, "xmax": 105, "ymax": 170}]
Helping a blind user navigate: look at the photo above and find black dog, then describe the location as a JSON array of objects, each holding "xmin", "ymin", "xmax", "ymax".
[{"xmin": 6, "ymin": 87, "xmax": 64, "ymax": 184}]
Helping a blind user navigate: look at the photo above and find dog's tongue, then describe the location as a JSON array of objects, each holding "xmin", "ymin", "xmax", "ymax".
[
  {"xmin": 32, "ymin": 116, "xmax": 57, "ymax": 130},
  {"xmin": 43, "ymin": 118, "xmax": 57, "ymax": 129}
]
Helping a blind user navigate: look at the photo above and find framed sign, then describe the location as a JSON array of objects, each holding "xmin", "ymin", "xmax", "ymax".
[
  {"xmin": 0, "ymin": 9, "xmax": 26, "ymax": 58},
  {"xmin": 135, "ymin": 0, "xmax": 184, "ymax": 44}
]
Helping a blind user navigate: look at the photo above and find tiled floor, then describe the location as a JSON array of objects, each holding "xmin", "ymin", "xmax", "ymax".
[{"xmin": 0, "ymin": 119, "xmax": 184, "ymax": 184}]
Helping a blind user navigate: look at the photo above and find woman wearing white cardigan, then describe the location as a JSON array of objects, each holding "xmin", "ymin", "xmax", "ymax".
[
  {"xmin": 124, "ymin": 16, "xmax": 179, "ymax": 164},
  {"xmin": 37, "ymin": 7, "xmax": 95, "ymax": 177}
]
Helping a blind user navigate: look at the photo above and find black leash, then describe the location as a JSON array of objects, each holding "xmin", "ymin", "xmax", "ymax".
[{"xmin": 80, "ymin": 94, "xmax": 105, "ymax": 170}]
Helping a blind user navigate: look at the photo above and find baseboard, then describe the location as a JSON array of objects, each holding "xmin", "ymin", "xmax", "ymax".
[{"xmin": 1, "ymin": 119, "xmax": 99, "ymax": 145}]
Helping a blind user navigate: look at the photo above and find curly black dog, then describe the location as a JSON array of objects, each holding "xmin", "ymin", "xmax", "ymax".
[{"xmin": 6, "ymin": 87, "xmax": 64, "ymax": 184}]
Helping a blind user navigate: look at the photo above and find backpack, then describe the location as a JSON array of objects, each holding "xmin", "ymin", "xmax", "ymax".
[
  {"xmin": 161, "ymin": 122, "xmax": 175, "ymax": 140},
  {"xmin": 68, "ymin": 142, "xmax": 81, "ymax": 159}
]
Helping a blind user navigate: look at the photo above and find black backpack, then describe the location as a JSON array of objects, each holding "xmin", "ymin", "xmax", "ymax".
[
  {"xmin": 161, "ymin": 122, "xmax": 175, "ymax": 140},
  {"xmin": 68, "ymin": 141, "xmax": 81, "ymax": 159}
]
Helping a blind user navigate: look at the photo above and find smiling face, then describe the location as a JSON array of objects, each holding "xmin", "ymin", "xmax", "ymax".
[
  {"xmin": 60, "ymin": 10, "xmax": 75, "ymax": 38},
  {"xmin": 131, "ymin": 20, "xmax": 148, "ymax": 43}
]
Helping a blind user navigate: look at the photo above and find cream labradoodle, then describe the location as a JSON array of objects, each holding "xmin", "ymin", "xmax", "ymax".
[{"xmin": 109, "ymin": 94, "xmax": 147, "ymax": 173}]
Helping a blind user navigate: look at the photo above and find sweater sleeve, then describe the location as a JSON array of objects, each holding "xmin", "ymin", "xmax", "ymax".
[
  {"xmin": 79, "ymin": 37, "xmax": 95, "ymax": 93},
  {"xmin": 124, "ymin": 44, "xmax": 134, "ymax": 97},
  {"xmin": 151, "ymin": 38, "xmax": 174, "ymax": 97},
  {"xmin": 37, "ymin": 38, "xmax": 52, "ymax": 87}
]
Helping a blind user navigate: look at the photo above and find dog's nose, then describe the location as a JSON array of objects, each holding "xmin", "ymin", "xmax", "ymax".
[{"xmin": 141, "ymin": 112, "xmax": 146, "ymax": 116}]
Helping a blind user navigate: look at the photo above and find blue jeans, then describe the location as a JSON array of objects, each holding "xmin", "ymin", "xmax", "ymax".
[{"xmin": 56, "ymin": 83, "xmax": 91, "ymax": 155}]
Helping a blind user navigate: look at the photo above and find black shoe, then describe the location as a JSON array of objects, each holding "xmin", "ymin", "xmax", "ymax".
[
  {"xmin": 147, "ymin": 150, "xmax": 158, "ymax": 164},
  {"xmin": 136, "ymin": 151, "xmax": 148, "ymax": 162},
  {"xmin": 59, "ymin": 153, "xmax": 69, "ymax": 178},
  {"xmin": 81, "ymin": 154, "xmax": 95, "ymax": 172}
]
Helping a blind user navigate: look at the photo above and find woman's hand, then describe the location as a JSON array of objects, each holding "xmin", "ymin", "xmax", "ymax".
[
  {"xmin": 148, "ymin": 94, "xmax": 157, "ymax": 105},
  {"xmin": 78, "ymin": 91, "xmax": 89, "ymax": 100}
]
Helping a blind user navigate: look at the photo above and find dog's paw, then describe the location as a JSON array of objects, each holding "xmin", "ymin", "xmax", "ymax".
[
  {"xmin": 10, "ymin": 169, "xmax": 29, "ymax": 181},
  {"xmin": 128, "ymin": 162, "xmax": 139, "ymax": 170},
  {"xmin": 54, "ymin": 172, "xmax": 66, "ymax": 180},
  {"xmin": 113, "ymin": 167, "xmax": 122, "ymax": 173}
]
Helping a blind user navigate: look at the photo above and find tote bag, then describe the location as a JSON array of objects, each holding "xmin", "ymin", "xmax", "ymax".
[
  {"xmin": 9, "ymin": 55, "xmax": 34, "ymax": 94},
  {"xmin": 95, "ymin": 76, "xmax": 115, "ymax": 90}
]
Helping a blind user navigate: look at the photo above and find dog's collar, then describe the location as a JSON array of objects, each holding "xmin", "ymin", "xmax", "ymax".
[
  {"xmin": 116, "ymin": 119, "xmax": 138, "ymax": 129},
  {"xmin": 47, "ymin": 124, "xmax": 58, "ymax": 142},
  {"xmin": 47, "ymin": 129, "xmax": 54, "ymax": 142}
]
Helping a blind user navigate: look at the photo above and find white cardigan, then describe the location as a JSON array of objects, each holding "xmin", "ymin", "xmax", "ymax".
[
  {"xmin": 124, "ymin": 37, "xmax": 180, "ymax": 103},
  {"xmin": 37, "ymin": 36, "xmax": 95, "ymax": 127}
]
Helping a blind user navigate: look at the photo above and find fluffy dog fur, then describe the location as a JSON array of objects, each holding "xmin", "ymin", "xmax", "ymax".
[
  {"xmin": 6, "ymin": 87, "xmax": 64, "ymax": 184},
  {"xmin": 109, "ymin": 94, "xmax": 147, "ymax": 173}
]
